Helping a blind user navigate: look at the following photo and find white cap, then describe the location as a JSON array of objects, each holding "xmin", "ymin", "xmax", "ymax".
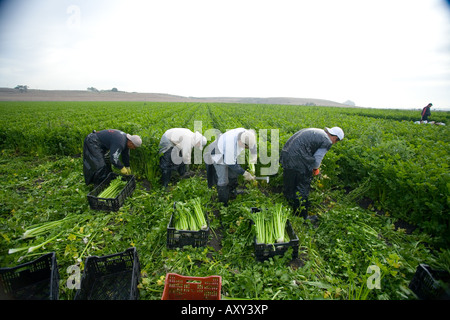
[
  {"xmin": 126, "ymin": 134, "xmax": 142, "ymax": 147},
  {"xmin": 194, "ymin": 131, "xmax": 207, "ymax": 149},
  {"xmin": 240, "ymin": 129, "xmax": 256, "ymax": 148},
  {"xmin": 325, "ymin": 127, "xmax": 344, "ymax": 141}
]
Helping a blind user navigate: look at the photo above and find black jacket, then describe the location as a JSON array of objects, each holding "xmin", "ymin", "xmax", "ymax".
[
  {"xmin": 95, "ymin": 129, "xmax": 130, "ymax": 169},
  {"xmin": 421, "ymin": 106, "xmax": 431, "ymax": 121}
]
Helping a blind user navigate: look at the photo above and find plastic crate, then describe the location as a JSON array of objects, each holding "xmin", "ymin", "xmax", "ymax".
[
  {"xmin": 166, "ymin": 202, "xmax": 210, "ymax": 249},
  {"xmin": 162, "ymin": 273, "xmax": 221, "ymax": 300},
  {"xmin": 0, "ymin": 252, "xmax": 59, "ymax": 300},
  {"xmin": 74, "ymin": 247, "xmax": 140, "ymax": 300},
  {"xmin": 251, "ymin": 207, "xmax": 299, "ymax": 262},
  {"xmin": 408, "ymin": 264, "xmax": 450, "ymax": 300},
  {"xmin": 87, "ymin": 172, "xmax": 136, "ymax": 212}
]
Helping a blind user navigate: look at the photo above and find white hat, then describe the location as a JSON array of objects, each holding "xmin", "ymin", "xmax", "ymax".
[
  {"xmin": 325, "ymin": 127, "xmax": 344, "ymax": 141},
  {"xmin": 126, "ymin": 134, "xmax": 142, "ymax": 147},
  {"xmin": 194, "ymin": 131, "xmax": 207, "ymax": 149},
  {"xmin": 240, "ymin": 130, "xmax": 256, "ymax": 148}
]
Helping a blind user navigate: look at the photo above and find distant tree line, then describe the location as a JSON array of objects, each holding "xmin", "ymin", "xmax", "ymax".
[
  {"xmin": 87, "ymin": 87, "xmax": 119, "ymax": 92},
  {"xmin": 15, "ymin": 85, "xmax": 28, "ymax": 92},
  {"xmin": 13, "ymin": 85, "xmax": 120, "ymax": 93}
]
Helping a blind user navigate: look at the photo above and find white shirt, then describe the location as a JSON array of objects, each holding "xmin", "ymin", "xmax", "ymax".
[
  {"xmin": 212, "ymin": 128, "xmax": 246, "ymax": 165},
  {"xmin": 159, "ymin": 128, "xmax": 198, "ymax": 164}
]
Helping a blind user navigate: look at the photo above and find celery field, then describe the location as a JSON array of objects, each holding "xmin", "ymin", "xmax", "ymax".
[{"xmin": 0, "ymin": 101, "xmax": 449, "ymax": 300}]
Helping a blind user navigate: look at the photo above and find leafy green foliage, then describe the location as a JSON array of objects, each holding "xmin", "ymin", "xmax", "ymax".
[{"xmin": 0, "ymin": 102, "xmax": 449, "ymax": 300}]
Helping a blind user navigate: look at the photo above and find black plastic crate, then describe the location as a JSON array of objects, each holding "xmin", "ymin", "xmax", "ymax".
[
  {"xmin": 409, "ymin": 264, "xmax": 450, "ymax": 300},
  {"xmin": 167, "ymin": 202, "xmax": 210, "ymax": 249},
  {"xmin": 74, "ymin": 247, "xmax": 141, "ymax": 300},
  {"xmin": 0, "ymin": 252, "xmax": 59, "ymax": 300},
  {"xmin": 251, "ymin": 207, "xmax": 299, "ymax": 262},
  {"xmin": 87, "ymin": 172, "xmax": 136, "ymax": 212}
]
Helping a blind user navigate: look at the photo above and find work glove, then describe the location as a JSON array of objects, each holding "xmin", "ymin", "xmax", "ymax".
[
  {"xmin": 125, "ymin": 167, "xmax": 131, "ymax": 175},
  {"xmin": 120, "ymin": 167, "xmax": 128, "ymax": 175},
  {"xmin": 243, "ymin": 171, "xmax": 255, "ymax": 181},
  {"xmin": 312, "ymin": 168, "xmax": 320, "ymax": 176}
]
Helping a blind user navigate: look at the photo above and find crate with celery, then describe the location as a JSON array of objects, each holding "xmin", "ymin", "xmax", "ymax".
[
  {"xmin": 87, "ymin": 173, "xmax": 136, "ymax": 212},
  {"xmin": 251, "ymin": 204, "xmax": 299, "ymax": 262},
  {"xmin": 167, "ymin": 197, "xmax": 210, "ymax": 249}
]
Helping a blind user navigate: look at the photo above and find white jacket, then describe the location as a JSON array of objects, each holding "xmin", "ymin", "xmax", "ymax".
[
  {"xmin": 159, "ymin": 128, "xmax": 206, "ymax": 164},
  {"xmin": 211, "ymin": 128, "xmax": 247, "ymax": 165}
]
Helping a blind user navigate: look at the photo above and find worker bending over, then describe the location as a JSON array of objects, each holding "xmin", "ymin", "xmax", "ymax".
[
  {"xmin": 159, "ymin": 128, "xmax": 207, "ymax": 187},
  {"xmin": 280, "ymin": 127, "xmax": 344, "ymax": 219},
  {"xmin": 205, "ymin": 128, "xmax": 256, "ymax": 206},
  {"xmin": 83, "ymin": 129, "xmax": 142, "ymax": 186}
]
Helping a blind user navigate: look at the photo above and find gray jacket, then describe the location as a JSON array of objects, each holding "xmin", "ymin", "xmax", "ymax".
[{"xmin": 280, "ymin": 128, "xmax": 332, "ymax": 172}]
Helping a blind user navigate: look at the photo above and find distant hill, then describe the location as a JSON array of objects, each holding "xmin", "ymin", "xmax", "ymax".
[{"xmin": 0, "ymin": 87, "xmax": 352, "ymax": 107}]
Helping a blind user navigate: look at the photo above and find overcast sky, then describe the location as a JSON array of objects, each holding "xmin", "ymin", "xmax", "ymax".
[{"xmin": 0, "ymin": 0, "xmax": 449, "ymax": 109}]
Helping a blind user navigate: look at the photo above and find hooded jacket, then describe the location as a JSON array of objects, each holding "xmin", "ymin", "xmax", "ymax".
[{"xmin": 280, "ymin": 128, "xmax": 332, "ymax": 172}]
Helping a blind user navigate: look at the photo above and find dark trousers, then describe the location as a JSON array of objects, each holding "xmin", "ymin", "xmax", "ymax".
[
  {"xmin": 282, "ymin": 168, "xmax": 312, "ymax": 218},
  {"xmin": 83, "ymin": 133, "xmax": 111, "ymax": 186},
  {"xmin": 206, "ymin": 163, "xmax": 218, "ymax": 188},
  {"xmin": 206, "ymin": 164, "xmax": 238, "ymax": 206},
  {"xmin": 159, "ymin": 147, "xmax": 186, "ymax": 187}
]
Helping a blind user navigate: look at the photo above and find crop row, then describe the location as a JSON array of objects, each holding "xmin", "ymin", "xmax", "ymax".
[
  {"xmin": 0, "ymin": 101, "xmax": 448, "ymax": 245},
  {"xmin": 3, "ymin": 150, "xmax": 442, "ymax": 300}
]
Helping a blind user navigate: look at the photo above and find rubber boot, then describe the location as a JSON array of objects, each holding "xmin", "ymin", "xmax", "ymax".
[
  {"xmin": 228, "ymin": 178, "xmax": 238, "ymax": 199},
  {"xmin": 206, "ymin": 164, "xmax": 218, "ymax": 189},
  {"xmin": 177, "ymin": 163, "xmax": 187, "ymax": 177},
  {"xmin": 286, "ymin": 196, "xmax": 300, "ymax": 217},
  {"xmin": 161, "ymin": 169, "xmax": 171, "ymax": 188},
  {"xmin": 299, "ymin": 207, "xmax": 308, "ymax": 220},
  {"xmin": 299, "ymin": 199, "xmax": 310, "ymax": 220},
  {"xmin": 217, "ymin": 185, "xmax": 230, "ymax": 207}
]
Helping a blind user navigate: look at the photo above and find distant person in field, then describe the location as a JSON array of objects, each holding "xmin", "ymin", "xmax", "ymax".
[
  {"xmin": 83, "ymin": 129, "xmax": 142, "ymax": 185},
  {"xmin": 159, "ymin": 128, "xmax": 207, "ymax": 187},
  {"xmin": 205, "ymin": 128, "xmax": 256, "ymax": 206},
  {"xmin": 421, "ymin": 103, "xmax": 432, "ymax": 122},
  {"xmin": 280, "ymin": 127, "xmax": 344, "ymax": 220}
]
